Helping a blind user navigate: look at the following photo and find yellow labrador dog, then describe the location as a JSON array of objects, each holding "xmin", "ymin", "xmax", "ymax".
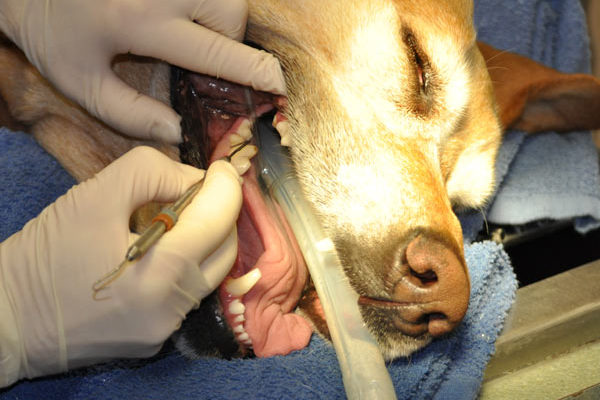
[{"xmin": 1, "ymin": 0, "xmax": 599, "ymax": 360}]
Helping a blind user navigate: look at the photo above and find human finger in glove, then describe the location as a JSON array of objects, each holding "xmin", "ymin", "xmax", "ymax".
[
  {"xmin": 0, "ymin": 146, "xmax": 252, "ymax": 387},
  {"xmin": 0, "ymin": 0, "xmax": 286, "ymax": 143}
]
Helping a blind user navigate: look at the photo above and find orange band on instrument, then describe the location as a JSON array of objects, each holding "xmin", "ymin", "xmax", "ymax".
[{"xmin": 152, "ymin": 213, "xmax": 176, "ymax": 231}]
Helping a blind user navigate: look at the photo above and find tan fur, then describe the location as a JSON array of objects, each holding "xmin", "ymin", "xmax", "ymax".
[
  {"xmin": 0, "ymin": 39, "xmax": 177, "ymax": 181},
  {"xmin": 2, "ymin": 0, "xmax": 600, "ymax": 358}
]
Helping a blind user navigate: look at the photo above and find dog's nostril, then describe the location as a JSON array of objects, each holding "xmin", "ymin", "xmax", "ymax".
[
  {"xmin": 410, "ymin": 269, "xmax": 437, "ymax": 286},
  {"xmin": 391, "ymin": 231, "xmax": 470, "ymax": 338}
]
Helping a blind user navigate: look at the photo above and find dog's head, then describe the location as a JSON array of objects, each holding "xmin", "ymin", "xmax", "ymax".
[{"xmin": 242, "ymin": 0, "xmax": 500, "ymax": 358}]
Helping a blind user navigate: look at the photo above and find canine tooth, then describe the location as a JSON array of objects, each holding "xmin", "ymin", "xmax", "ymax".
[
  {"xmin": 229, "ymin": 299, "xmax": 246, "ymax": 315},
  {"xmin": 225, "ymin": 268, "xmax": 262, "ymax": 296},
  {"xmin": 272, "ymin": 113, "xmax": 291, "ymax": 147},
  {"xmin": 233, "ymin": 315, "xmax": 245, "ymax": 323},
  {"xmin": 233, "ymin": 324, "xmax": 245, "ymax": 334},
  {"xmin": 237, "ymin": 332, "xmax": 250, "ymax": 341},
  {"xmin": 236, "ymin": 119, "xmax": 253, "ymax": 140}
]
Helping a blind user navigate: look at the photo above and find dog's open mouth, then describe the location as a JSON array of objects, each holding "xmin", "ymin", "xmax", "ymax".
[{"xmin": 170, "ymin": 68, "xmax": 314, "ymax": 358}]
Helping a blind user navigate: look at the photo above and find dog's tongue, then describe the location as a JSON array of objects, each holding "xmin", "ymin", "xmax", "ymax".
[{"xmin": 173, "ymin": 69, "xmax": 312, "ymax": 357}]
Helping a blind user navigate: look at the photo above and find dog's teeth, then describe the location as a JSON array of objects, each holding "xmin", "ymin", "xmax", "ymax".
[
  {"xmin": 233, "ymin": 315, "xmax": 245, "ymax": 323},
  {"xmin": 279, "ymin": 122, "xmax": 291, "ymax": 147},
  {"xmin": 236, "ymin": 119, "xmax": 253, "ymax": 140},
  {"xmin": 231, "ymin": 156, "xmax": 251, "ymax": 176},
  {"xmin": 231, "ymin": 320, "xmax": 252, "ymax": 346},
  {"xmin": 225, "ymin": 268, "xmax": 261, "ymax": 296},
  {"xmin": 230, "ymin": 133, "xmax": 246, "ymax": 147},
  {"xmin": 229, "ymin": 299, "xmax": 246, "ymax": 315},
  {"xmin": 272, "ymin": 113, "xmax": 291, "ymax": 147},
  {"xmin": 236, "ymin": 144, "xmax": 258, "ymax": 159}
]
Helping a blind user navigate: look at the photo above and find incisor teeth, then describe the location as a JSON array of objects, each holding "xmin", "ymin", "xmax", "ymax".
[
  {"xmin": 225, "ymin": 268, "xmax": 261, "ymax": 296},
  {"xmin": 237, "ymin": 332, "xmax": 250, "ymax": 341},
  {"xmin": 229, "ymin": 299, "xmax": 246, "ymax": 315},
  {"xmin": 236, "ymin": 119, "xmax": 253, "ymax": 140},
  {"xmin": 233, "ymin": 315, "xmax": 245, "ymax": 323},
  {"xmin": 272, "ymin": 113, "xmax": 291, "ymax": 147},
  {"xmin": 233, "ymin": 325, "xmax": 245, "ymax": 334}
]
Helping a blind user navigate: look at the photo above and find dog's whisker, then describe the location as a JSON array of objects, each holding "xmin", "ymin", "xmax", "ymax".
[
  {"xmin": 477, "ymin": 207, "xmax": 490, "ymax": 236},
  {"xmin": 481, "ymin": 46, "xmax": 518, "ymax": 63}
]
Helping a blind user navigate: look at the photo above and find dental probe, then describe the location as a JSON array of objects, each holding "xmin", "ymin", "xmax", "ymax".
[
  {"xmin": 92, "ymin": 140, "xmax": 251, "ymax": 298},
  {"xmin": 254, "ymin": 117, "xmax": 397, "ymax": 400}
]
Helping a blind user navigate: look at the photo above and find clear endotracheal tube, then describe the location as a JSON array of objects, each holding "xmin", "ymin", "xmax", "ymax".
[{"xmin": 254, "ymin": 117, "xmax": 397, "ymax": 400}]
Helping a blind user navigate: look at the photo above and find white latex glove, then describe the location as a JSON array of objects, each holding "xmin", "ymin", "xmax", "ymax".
[
  {"xmin": 0, "ymin": 146, "xmax": 245, "ymax": 387},
  {"xmin": 0, "ymin": 0, "xmax": 286, "ymax": 143}
]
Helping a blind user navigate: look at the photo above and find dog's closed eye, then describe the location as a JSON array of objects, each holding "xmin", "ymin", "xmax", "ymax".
[
  {"xmin": 403, "ymin": 30, "xmax": 429, "ymax": 93},
  {"xmin": 402, "ymin": 29, "xmax": 434, "ymax": 115}
]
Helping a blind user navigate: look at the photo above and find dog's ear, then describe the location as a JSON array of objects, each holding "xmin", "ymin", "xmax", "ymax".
[{"xmin": 477, "ymin": 41, "xmax": 600, "ymax": 133}]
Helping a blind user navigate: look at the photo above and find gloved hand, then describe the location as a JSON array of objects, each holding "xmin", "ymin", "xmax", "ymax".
[
  {"xmin": 0, "ymin": 0, "xmax": 286, "ymax": 143},
  {"xmin": 0, "ymin": 146, "xmax": 248, "ymax": 387}
]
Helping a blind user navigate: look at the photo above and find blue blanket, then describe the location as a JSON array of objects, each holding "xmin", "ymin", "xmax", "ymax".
[
  {"xmin": 477, "ymin": 0, "xmax": 600, "ymax": 232},
  {"xmin": 0, "ymin": 0, "xmax": 595, "ymax": 398}
]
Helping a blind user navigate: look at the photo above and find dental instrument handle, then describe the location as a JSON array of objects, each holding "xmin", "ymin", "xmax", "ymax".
[
  {"xmin": 125, "ymin": 180, "xmax": 203, "ymax": 262},
  {"xmin": 255, "ymin": 118, "xmax": 397, "ymax": 400},
  {"xmin": 92, "ymin": 140, "xmax": 252, "ymax": 298},
  {"xmin": 91, "ymin": 180, "xmax": 204, "ymax": 297}
]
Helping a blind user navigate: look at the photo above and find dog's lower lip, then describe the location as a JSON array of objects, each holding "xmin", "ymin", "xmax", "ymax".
[{"xmin": 359, "ymin": 296, "xmax": 431, "ymax": 337}]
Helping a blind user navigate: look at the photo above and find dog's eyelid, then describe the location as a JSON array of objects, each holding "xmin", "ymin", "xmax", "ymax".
[
  {"xmin": 402, "ymin": 29, "xmax": 429, "ymax": 93},
  {"xmin": 400, "ymin": 28, "xmax": 435, "ymax": 116}
]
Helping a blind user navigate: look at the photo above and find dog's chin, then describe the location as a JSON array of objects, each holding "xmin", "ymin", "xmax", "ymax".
[{"xmin": 373, "ymin": 329, "xmax": 432, "ymax": 360}]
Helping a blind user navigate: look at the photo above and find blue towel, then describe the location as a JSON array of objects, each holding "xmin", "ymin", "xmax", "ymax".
[
  {"xmin": 486, "ymin": 132, "xmax": 600, "ymax": 232},
  {"xmin": 0, "ymin": 0, "xmax": 593, "ymax": 397},
  {"xmin": 0, "ymin": 130, "xmax": 76, "ymax": 240}
]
